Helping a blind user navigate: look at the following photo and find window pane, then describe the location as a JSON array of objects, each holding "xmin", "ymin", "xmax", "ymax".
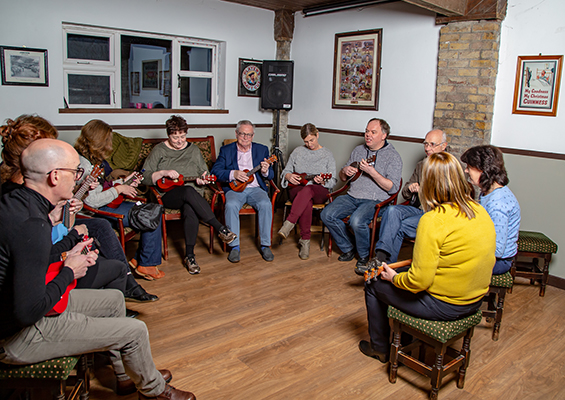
[
  {"xmin": 180, "ymin": 77, "xmax": 211, "ymax": 106},
  {"xmin": 68, "ymin": 74, "xmax": 111, "ymax": 105},
  {"xmin": 121, "ymin": 35, "xmax": 172, "ymax": 108},
  {"xmin": 180, "ymin": 46, "xmax": 211, "ymax": 72},
  {"xmin": 67, "ymin": 34, "xmax": 110, "ymax": 61}
]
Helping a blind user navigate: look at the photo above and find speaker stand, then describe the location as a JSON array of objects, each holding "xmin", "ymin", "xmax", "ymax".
[{"xmin": 272, "ymin": 109, "xmax": 285, "ymax": 209}]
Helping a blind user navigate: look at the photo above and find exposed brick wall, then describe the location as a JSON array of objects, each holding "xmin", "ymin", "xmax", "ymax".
[{"xmin": 434, "ymin": 20, "xmax": 501, "ymax": 156}]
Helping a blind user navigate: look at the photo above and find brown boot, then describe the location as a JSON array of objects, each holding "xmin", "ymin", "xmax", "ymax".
[
  {"xmin": 278, "ymin": 220, "xmax": 295, "ymax": 239},
  {"xmin": 138, "ymin": 384, "xmax": 196, "ymax": 400},
  {"xmin": 298, "ymin": 238, "xmax": 310, "ymax": 260},
  {"xmin": 117, "ymin": 369, "xmax": 172, "ymax": 395}
]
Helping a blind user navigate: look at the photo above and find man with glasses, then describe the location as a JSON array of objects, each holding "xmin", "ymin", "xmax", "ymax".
[
  {"xmin": 0, "ymin": 139, "xmax": 196, "ymax": 400},
  {"xmin": 369, "ymin": 129, "xmax": 447, "ymax": 272},
  {"xmin": 211, "ymin": 120, "xmax": 275, "ymax": 263},
  {"xmin": 321, "ymin": 118, "xmax": 402, "ymax": 273}
]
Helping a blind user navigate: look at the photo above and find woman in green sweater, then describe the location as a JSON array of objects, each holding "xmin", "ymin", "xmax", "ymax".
[
  {"xmin": 359, "ymin": 152, "xmax": 496, "ymax": 362},
  {"xmin": 142, "ymin": 115, "xmax": 236, "ymax": 275}
]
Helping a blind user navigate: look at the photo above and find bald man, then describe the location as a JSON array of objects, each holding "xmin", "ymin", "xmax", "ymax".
[
  {"xmin": 0, "ymin": 139, "xmax": 195, "ymax": 400},
  {"xmin": 362, "ymin": 129, "xmax": 447, "ymax": 274}
]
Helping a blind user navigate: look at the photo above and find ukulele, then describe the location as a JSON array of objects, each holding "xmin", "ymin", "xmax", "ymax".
[
  {"xmin": 62, "ymin": 164, "xmax": 105, "ymax": 229},
  {"xmin": 157, "ymin": 174, "xmax": 217, "ymax": 192},
  {"xmin": 346, "ymin": 155, "xmax": 377, "ymax": 184},
  {"xmin": 45, "ymin": 235, "xmax": 96, "ymax": 316},
  {"xmin": 105, "ymin": 169, "xmax": 145, "ymax": 208},
  {"xmin": 364, "ymin": 259, "xmax": 412, "ymax": 284},
  {"xmin": 288, "ymin": 173, "xmax": 333, "ymax": 188},
  {"xmin": 229, "ymin": 155, "xmax": 278, "ymax": 193}
]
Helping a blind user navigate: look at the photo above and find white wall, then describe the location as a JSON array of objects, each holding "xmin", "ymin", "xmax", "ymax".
[
  {"xmin": 492, "ymin": 0, "xmax": 565, "ymax": 154},
  {"xmin": 290, "ymin": 2, "xmax": 441, "ymax": 138},
  {"xmin": 0, "ymin": 0, "xmax": 276, "ymax": 127}
]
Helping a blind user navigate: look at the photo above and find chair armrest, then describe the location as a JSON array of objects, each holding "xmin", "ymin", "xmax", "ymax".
[
  {"xmin": 327, "ymin": 183, "xmax": 349, "ymax": 202},
  {"xmin": 83, "ymin": 204, "xmax": 125, "ymax": 219},
  {"xmin": 149, "ymin": 187, "xmax": 165, "ymax": 206}
]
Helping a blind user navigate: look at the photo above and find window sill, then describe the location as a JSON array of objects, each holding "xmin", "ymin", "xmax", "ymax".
[{"xmin": 58, "ymin": 108, "xmax": 229, "ymax": 114}]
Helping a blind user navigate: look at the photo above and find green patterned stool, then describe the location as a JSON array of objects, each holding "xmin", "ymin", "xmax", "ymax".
[
  {"xmin": 482, "ymin": 271, "xmax": 513, "ymax": 341},
  {"xmin": 512, "ymin": 231, "xmax": 558, "ymax": 297},
  {"xmin": 388, "ymin": 307, "xmax": 483, "ymax": 400},
  {"xmin": 0, "ymin": 354, "xmax": 90, "ymax": 400}
]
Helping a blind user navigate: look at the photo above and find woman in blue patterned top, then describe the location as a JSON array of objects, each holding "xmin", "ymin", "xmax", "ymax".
[{"xmin": 461, "ymin": 145, "xmax": 521, "ymax": 274}]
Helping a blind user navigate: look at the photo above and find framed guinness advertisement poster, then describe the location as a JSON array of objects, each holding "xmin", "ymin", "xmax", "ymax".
[{"xmin": 238, "ymin": 58, "xmax": 262, "ymax": 97}]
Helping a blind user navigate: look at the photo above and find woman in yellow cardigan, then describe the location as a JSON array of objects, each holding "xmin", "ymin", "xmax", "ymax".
[{"xmin": 359, "ymin": 152, "xmax": 496, "ymax": 362}]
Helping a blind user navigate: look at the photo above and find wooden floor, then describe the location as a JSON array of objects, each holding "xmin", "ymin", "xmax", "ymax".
[{"xmin": 87, "ymin": 213, "xmax": 565, "ymax": 400}]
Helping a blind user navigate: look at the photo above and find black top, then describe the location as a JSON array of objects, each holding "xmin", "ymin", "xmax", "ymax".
[{"xmin": 0, "ymin": 185, "xmax": 79, "ymax": 339}]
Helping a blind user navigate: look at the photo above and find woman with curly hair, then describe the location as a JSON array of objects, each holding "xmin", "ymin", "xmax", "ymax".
[
  {"xmin": 461, "ymin": 145, "xmax": 521, "ymax": 274},
  {"xmin": 359, "ymin": 152, "xmax": 496, "ymax": 363},
  {"xmin": 1, "ymin": 115, "xmax": 157, "ymax": 304}
]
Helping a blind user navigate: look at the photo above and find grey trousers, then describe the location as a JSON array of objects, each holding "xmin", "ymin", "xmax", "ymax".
[{"xmin": 0, "ymin": 289, "xmax": 165, "ymax": 397}]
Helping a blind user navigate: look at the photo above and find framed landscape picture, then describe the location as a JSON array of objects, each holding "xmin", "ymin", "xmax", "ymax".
[
  {"xmin": 512, "ymin": 55, "xmax": 563, "ymax": 117},
  {"xmin": 332, "ymin": 29, "xmax": 382, "ymax": 110},
  {"xmin": 1, "ymin": 46, "xmax": 48, "ymax": 86}
]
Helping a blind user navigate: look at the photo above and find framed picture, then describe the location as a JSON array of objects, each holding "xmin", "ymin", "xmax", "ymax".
[
  {"xmin": 512, "ymin": 55, "xmax": 563, "ymax": 117},
  {"xmin": 1, "ymin": 46, "xmax": 48, "ymax": 86},
  {"xmin": 142, "ymin": 60, "xmax": 159, "ymax": 89},
  {"xmin": 238, "ymin": 58, "xmax": 262, "ymax": 97},
  {"xmin": 332, "ymin": 29, "xmax": 382, "ymax": 110},
  {"xmin": 131, "ymin": 72, "xmax": 140, "ymax": 95}
]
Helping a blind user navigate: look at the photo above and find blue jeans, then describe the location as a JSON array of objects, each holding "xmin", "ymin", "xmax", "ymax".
[
  {"xmin": 100, "ymin": 202, "xmax": 162, "ymax": 267},
  {"xmin": 320, "ymin": 194, "xmax": 378, "ymax": 259},
  {"xmin": 225, "ymin": 187, "xmax": 272, "ymax": 247},
  {"xmin": 374, "ymin": 205, "xmax": 424, "ymax": 263}
]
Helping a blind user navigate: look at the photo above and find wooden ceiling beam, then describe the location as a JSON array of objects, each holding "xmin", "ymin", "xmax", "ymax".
[{"xmin": 402, "ymin": 0, "xmax": 465, "ymax": 16}]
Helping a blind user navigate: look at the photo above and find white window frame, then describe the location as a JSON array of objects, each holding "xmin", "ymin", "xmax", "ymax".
[{"xmin": 62, "ymin": 23, "xmax": 224, "ymax": 109}]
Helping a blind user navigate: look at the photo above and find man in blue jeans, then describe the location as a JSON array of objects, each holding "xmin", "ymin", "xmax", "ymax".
[
  {"xmin": 371, "ymin": 129, "xmax": 447, "ymax": 269},
  {"xmin": 211, "ymin": 120, "xmax": 275, "ymax": 263},
  {"xmin": 321, "ymin": 118, "xmax": 402, "ymax": 272}
]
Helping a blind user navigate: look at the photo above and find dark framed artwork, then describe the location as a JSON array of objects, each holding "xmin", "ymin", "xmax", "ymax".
[
  {"xmin": 1, "ymin": 46, "xmax": 48, "ymax": 86},
  {"xmin": 131, "ymin": 72, "xmax": 140, "ymax": 95},
  {"xmin": 238, "ymin": 58, "xmax": 262, "ymax": 97},
  {"xmin": 512, "ymin": 55, "xmax": 563, "ymax": 117},
  {"xmin": 332, "ymin": 29, "xmax": 382, "ymax": 110},
  {"xmin": 142, "ymin": 60, "xmax": 159, "ymax": 89}
]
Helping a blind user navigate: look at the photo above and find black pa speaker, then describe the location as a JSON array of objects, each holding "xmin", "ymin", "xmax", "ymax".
[{"xmin": 261, "ymin": 60, "xmax": 294, "ymax": 110}]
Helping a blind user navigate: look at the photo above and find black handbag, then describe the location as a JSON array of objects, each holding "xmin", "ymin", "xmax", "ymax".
[{"xmin": 128, "ymin": 203, "xmax": 163, "ymax": 231}]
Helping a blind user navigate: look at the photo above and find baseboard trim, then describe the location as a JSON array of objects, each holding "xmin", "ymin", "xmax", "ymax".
[{"xmin": 548, "ymin": 275, "xmax": 565, "ymax": 290}]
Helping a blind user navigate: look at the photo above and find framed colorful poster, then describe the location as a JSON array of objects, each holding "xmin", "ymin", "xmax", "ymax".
[
  {"xmin": 1, "ymin": 46, "xmax": 48, "ymax": 86},
  {"xmin": 142, "ymin": 60, "xmax": 159, "ymax": 90},
  {"xmin": 238, "ymin": 58, "xmax": 262, "ymax": 97},
  {"xmin": 512, "ymin": 55, "xmax": 563, "ymax": 117},
  {"xmin": 332, "ymin": 29, "xmax": 382, "ymax": 110}
]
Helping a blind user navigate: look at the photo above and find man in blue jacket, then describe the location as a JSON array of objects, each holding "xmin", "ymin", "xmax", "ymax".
[{"xmin": 211, "ymin": 120, "xmax": 275, "ymax": 263}]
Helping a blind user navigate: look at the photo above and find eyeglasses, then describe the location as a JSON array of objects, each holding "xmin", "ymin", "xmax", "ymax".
[
  {"xmin": 46, "ymin": 167, "xmax": 85, "ymax": 181},
  {"xmin": 423, "ymin": 141, "xmax": 445, "ymax": 148},
  {"xmin": 237, "ymin": 131, "xmax": 254, "ymax": 138}
]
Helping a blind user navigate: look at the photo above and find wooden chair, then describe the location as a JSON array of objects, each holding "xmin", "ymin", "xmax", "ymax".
[
  {"xmin": 280, "ymin": 199, "xmax": 330, "ymax": 253},
  {"xmin": 0, "ymin": 354, "xmax": 91, "ymax": 400},
  {"xmin": 326, "ymin": 179, "xmax": 402, "ymax": 259},
  {"xmin": 481, "ymin": 271, "xmax": 513, "ymax": 341},
  {"xmin": 388, "ymin": 307, "xmax": 483, "ymax": 400},
  {"xmin": 510, "ymin": 231, "xmax": 558, "ymax": 297},
  {"xmin": 220, "ymin": 179, "xmax": 280, "ymax": 251}
]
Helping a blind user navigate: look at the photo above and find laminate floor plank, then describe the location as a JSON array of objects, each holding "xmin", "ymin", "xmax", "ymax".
[{"xmin": 76, "ymin": 213, "xmax": 565, "ymax": 400}]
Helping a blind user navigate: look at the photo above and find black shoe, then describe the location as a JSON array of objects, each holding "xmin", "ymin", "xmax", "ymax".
[
  {"xmin": 183, "ymin": 256, "xmax": 201, "ymax": 275},
  {"xmin": 228, "ymin": 248, "xmax": 240, "ymax": 263},
  {"xmin": 354, "ymin": 257, "xmax": 370, "ymax": 276},
  {"xmin": 124, "ymin": 285, "xmax": 159, "ymax": 303},
  {"xmin": 125, "ymin": 309, "xmax": 139, "ymax": 319},
  {"xmin": 260, "ymin": 247, "xmax": 274, "ymax": 262},
  {"xmin": 358, "ymin": 340, "xmax": 389, "ymax": 363},
  {"xmin": 375, "ymin": 250, "xmax": 390, "ymax": 264},
  {"xmin": 338, "ymin": 250, "xmax": 356, "ymax": 262}
]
